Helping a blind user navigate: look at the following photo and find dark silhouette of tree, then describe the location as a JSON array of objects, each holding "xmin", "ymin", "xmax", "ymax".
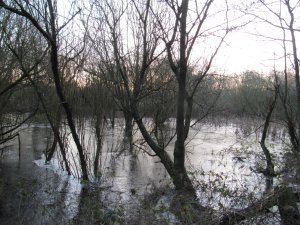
[{"xmin": 0, "ymin": 0, "xmax": 89, "ymax": 180}]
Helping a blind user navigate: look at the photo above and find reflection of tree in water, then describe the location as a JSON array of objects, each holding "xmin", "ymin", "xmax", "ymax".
[
  {"xmin": 265, "ymin": 177, "xmax": 273, "ymax": 194},
  {"xmin": 0, "ymin": 167, "xmax": 78, "ymax": 224},
  {"xmin": 31, "ymin": 126, "xmax": 51, "ymax": 159}
]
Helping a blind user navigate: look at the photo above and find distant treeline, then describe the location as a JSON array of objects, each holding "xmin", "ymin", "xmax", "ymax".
[{"xmin": 1, "ymin": 69, "xmax": 296, "ymax": 123}]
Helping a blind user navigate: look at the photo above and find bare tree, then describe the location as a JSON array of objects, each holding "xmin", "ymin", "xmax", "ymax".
[
  {"xmin": 153, "ymin": 0, "xmax": 234, "ymax": 189},
  {"xmin": 84, "ymin": 0, "xmax": 235, "ymax": 191},
  {"xmin": 0, "ymin": 6, "xmax": 73, "ymax": 173},
  {"xmin": 82, "ymin": 0, "xmax": 134, "ymax": 147},
  {"xmin": 0, "ymin": 0, "xmax": 89, "ymax": 180},
  {"xmin": 248, "ymin": 0, "xmax": 300, "ymax": 153},
  {"xmin": 259, "ymin": 80, "xmax": 278, "ymax": 177},
  {"xmin": 0, "ymin": 10, "xmax": 39, "ymax": 153}
]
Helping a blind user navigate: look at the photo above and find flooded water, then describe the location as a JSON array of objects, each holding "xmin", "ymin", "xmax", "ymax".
[
  {"xmin": 0, "ymin": 119, "xmax": 287, "ymax": 224},
  {"xmin": 0, "ymin": 125, "xmax": 82, "ymax": 224}
]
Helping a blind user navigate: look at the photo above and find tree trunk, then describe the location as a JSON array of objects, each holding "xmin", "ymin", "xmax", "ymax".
[
  {"xmin": 124, "ymin": 111, "xmax": 133, "ymax": 149},
  {"xmin": 280, "ymin": 97, "xmax": 299, "ymax": 154},
  {"xmin": 131, "ymin": 103, "xmax": 194, "ymax": 191},
  {"xmin": 28, "ymin": 77, "xmax": 71, "ymax": 175},
  {"xmin": 173, "ymin": 0, "xmax": 189, "ymax": 190},
  {"xmin": 46, "ymin": 108, "xmax": 61, "ymax": 161},
  {"xmin": 259, "ymin": 91, "xmax": 277, "ymax": 177},
  {"xmin": 110, "ymin": 108, "xmax": 115, "ymax": 129},
  {"xmin": 46, "ymin": 129, "xmax": 58, "ymax": 161},
  {"xmin": 93, "ymin": 113, "xmax": 103, "ymax": 177},
  {"xmin": 47, "ymin": 0, "xmax": 88, "ymax": 180},
  {"xmin": 49, "ymin": 38, "xmax": 88, "ymax": 181},
  {"xmin": 287, "ymin": 2, "xmax": 300, "ymax": 147},
  {"xmin": 0, "ymin": 0, "xmax": 87, "ymax": 180},
  {"xmin": 276, "ymin": 67, "xmax": 299, "ymax": 154}
]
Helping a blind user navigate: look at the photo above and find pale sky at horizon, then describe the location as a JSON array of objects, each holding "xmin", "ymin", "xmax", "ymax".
[
  {"xmin": 56, "ymin": 0, "xmax": 299, "ymax": 75},
  {"xmin": 214, "ymin": 28, "xmax": 285, "ymax": 74},
  {"xmin": 212, "ymin": 0, "xmax": 300, "ymax": 75}
]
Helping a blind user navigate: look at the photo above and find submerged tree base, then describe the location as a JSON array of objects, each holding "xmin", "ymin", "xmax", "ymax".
[{"xmin": 170, "ymin": 190, "xmax": 212, "ymax": 225}]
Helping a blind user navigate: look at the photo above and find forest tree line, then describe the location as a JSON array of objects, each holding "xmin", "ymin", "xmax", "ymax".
[{"xmin": 0, "ymin": 68, "xmax": 298, "ymax": 121}]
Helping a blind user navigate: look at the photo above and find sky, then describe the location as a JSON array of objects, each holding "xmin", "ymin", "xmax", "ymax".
[
  {"xmin": 212, "ymin": 0, "xmax": 300, "ymax": 75},
  {"xmin": 215, "ymin": 27, "xmax": 284, "ymax": 74},
  {"xmin": 56, "ymin": 0, "xmax": 299, "ymax": 75}
]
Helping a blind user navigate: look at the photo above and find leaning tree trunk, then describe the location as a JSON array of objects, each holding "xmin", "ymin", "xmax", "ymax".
[
  {"xmin": 46, "ymin": 108, "xmax": 62, "ymax": 161},
  {"xmin": 27, "ymin": 75, "xmax": 71, "ymax": 175},
  {"xmin": 49, "ymin": 38, "xmax": 88, "ymax": 181},
  {"xmin": 284, "ymin": 107, "xmax": 299, "ymax": 154},
  {"xmin": 47, "ymin": 0, "xmax": 88, "ymax": 180},
  {"xmin": 131, "ymin": 103, "xmax": 194, "ymax": 192},
  {"xmin": 259, "ymin": 90, "xmax": 277, "ymax": 177}
]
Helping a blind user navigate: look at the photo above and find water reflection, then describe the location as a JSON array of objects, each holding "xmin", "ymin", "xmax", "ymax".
[
  {"xmin": 0, "ymin": 125, "xmax": 81, "ymax": 225},
  {"xmin": 0, "ymin": 120, "xmax": 286, "ymax": 224}
]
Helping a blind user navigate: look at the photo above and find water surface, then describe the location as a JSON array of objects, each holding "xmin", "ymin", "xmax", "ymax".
[{"xmin": 0, "ymin": 119, "xmax": 286, "ymax": 224}]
